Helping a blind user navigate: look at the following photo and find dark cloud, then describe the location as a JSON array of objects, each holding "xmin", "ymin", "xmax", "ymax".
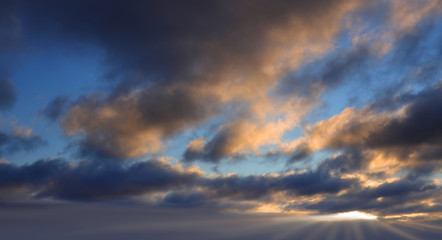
[
  {"xmin": 0, "ymin": 1, "xmax": 22, "ymax": 110},
  {"xmin": 416, "ymin": 145, "xmax": 442, "ymax": 162},
  {"xmin": 41, "ymin": 96, "xmax": 69, "ymax": 121},
  {"xmin": 19, "ymin": 0, "xmax": 357, "ymax": 87},
  {"xmin": 317, "ymin": 147, "xmax": 366, "ymax": 174},
  {"xmin": 42, "ymin": 159, "xmax": 200, "ymax": 201},
  {"xmin": 0, "ymin": 158, "xmax": 67, "ymax": 190},
  {"xmin": 0, "ymin": 158, "xmax": 201, "ymax": 201},
  {"xmin": 0, "ymin": 0, "xmax": 21, "ymax": 52},
  {"xmin": 270, "ymin": 23, "xmax": 442, "ymax": 163},
  {"xmin": 276, "ymin": 45, "xmax": 373, "ymax": 98},
  {"xmin": 0, "ymin": 155, "xmax": 439, "ymax": 219},
  {"xmin": 4, "ymin": 0, "xmax": 367, "ymax": 160},
  {"xmin": 203, "ymin": 168, "xmax": 357, "ymax": 200},
  {"xmin": 390, "ymin": 19, "xmax": 442, "ymax": 68},
  {"xmin": 277, "ymin": 15, "xmax": 442, "ymax": 114},
  {"xmin": 0, "ymin": 156, "xmax": 356, "ymax": 202},
  {"xmin": 159, "ymin": 192, "xmax": 209, "ymax": 208},
  {"xmin": 0, "ymin": 0, "xmax": 441, "ymax": 223},
  {"xmin": 183, "ymin": 127, "xmax": 244, "ymax": 163},
  {"xmin": 365, "ymin": 86, "xmax": 442, "ymax": 149},
  {"xmin": 0, "ymin": 131, "xmax": 46, "ymax": 157},
  {"xmin": 281, "ymin": 169, "xmax": 355, "ymax": 195},
  {"xmin": 368, "ymin": 20, "xmax": 442, "ymax": 112},
  {"xmin": 291, "ymin": 84, "xmax": 442, "ymax": 169},
  {"xmin": 300, "ymin": 175, "xmax": 440, "ymax": 217},
  {"xmin": 0, "ymin": 79, "xmax": 17, "ymax": 110},
  {"xmin": 288, "ymin": 145, "xmax": 313, "ymax": 163}
]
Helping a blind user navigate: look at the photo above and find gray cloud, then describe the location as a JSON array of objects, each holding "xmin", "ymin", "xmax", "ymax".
[
  {"xmin": 203, "ymin": 168, "xmax": 357, "ymax": 201},
  {"xmin": 317, "ymin": 147, "xmax": 366, "ymax": 174},
  {"xmin": 0, "ymin": 130, "xmax": 46, "ymax": 157},
  {"xmin": 290, "ymin": 84, "xmax": 442, "ymax": 172},
  {"xmin": 6, "ymin": 0, "xmax": 368, "ymax": 160},
  {"xmin": 365, "ymin": 86, "xmax": 442, "ymax": 149},
  {"xmin": 183, "ymin": 127, "xmax": 245, "ymax": 163},
  {"xmin": 300, "ymin": 174, "xmax": 440, "ymax": 217},
  {"xmin": 0, "ymin": 157, "xmax": 355, "ymax": 202},
  {"xmin": 0, "ymin": 0, "xmax": 441, "ymax": 224},
  {"xmin": 0, "ymin": 79, "xmax": 16, "ymax": 110},
  {"xmin": 41, "ymin": 96, "xmax": 69, "ymax": 121},
  {"xmin": 0, "ymin": 155, "xmax": 440, "ymax": 219},
  {"xmin": 0, "ymin": 158, "xmax": 201, "ymax": 201},
  {"xmin": 276, "ymin": 45, "xmax": 374, "ymax": 99}
]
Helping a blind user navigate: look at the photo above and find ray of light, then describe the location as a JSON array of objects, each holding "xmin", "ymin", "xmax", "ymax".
[
  {"xmin": 303, "ymin": 222, "xmax": 335, "ymax": 240},
  {"xmin": 323, "ymin": 223, "xmax": 340, "ymax": 240},
  {"xmin": 270, "ymin": 219, "xmax": 321, "ymax": 240},
  {"xmin": 399, "ymin": 221, "xmax": 442, "ymax": 231},
  {"xmin": 378, "ymin": 222, "xmax": 421, "ymax": 240},
  {"xmin": 348, "ymin": 221, "xmax": 366, "ymax": 240}
]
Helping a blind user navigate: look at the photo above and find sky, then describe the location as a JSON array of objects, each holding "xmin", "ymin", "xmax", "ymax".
[{"xmin": 0, "ymin": 0, "xmax": 442, "ymax": 238}]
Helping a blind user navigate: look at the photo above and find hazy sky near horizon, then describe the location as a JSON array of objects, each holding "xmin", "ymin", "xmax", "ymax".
[
  {"xmin": 0, "ymin": 0, "xmax": 442, "ymax": 229},
  {"xmin": 1, "ymin": 203, "xmax": 442, "ymax": 240}
]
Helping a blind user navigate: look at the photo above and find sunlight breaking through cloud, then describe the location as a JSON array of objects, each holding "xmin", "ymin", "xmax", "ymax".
[
  {"xmin": 0, "ymin": 0, "xmax": 441, "ymax": 239},
  {"xmin": 313, "ymin": 211, "xmax": 378, "ymax": 221}
]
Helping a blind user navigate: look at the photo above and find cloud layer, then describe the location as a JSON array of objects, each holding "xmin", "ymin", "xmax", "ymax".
[{"xmin": 0, "ymin": 0, "xmax": 441, "ymax": 222}]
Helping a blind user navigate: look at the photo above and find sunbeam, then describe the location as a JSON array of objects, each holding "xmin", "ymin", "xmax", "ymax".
[
  {"xmin": 311, "ymin": 211, "xmax": 378, "ymax": 221},
  {"xmin": 378, "ymin": 222, "xmax": 421, "ymax": 240}
]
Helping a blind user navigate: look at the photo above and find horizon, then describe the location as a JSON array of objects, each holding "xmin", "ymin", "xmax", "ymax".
[{"xmin": 0, "ymin": 0, "xmax": 441, "ymax": 239}]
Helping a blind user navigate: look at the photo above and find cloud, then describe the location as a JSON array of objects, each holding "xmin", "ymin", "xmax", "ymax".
[
  {"xmin": 0, "ymin": 79, "xmax": 16, "ymax": 110},
  {"xmin": 267, "ymin": 83, "xmax": 442, "ymax": 218},
  {"xmin": 288, "ymin": 84, "xmax": 442, "ymax": 170},
  {"xmin": 365, "ymin": 86, "xmax": 442, "ymax": 149},
  {"xmin": 300, "ymin": 174, "xmax": 441, "ymax": 217},
  {"xmin": 61, "ymin": 87, "xmax": 220, "ymax": 159},
  {"xmin": 158, "ymin": 191, "xmax": 209, "ymax": 208},
  {"xmin": 317, "ymin": 147, "xmax": 366, "ymax": 174},
  {"xmin": 0, "ymin": 128, "xmax": 46, "ymax": 157},
  {"xmin": 276, "ymin": 45, "xmax": 374, "ymax": 99},
  {"xmin": 0, "ymin": 158, "xmax": 202, "ymax": 201},
  {"xmin": 0, "ymin": 0, "xmax": 441, "ymax": 222},
  {"xmin": 389, "ymin": 0, "xmax": 441, "ymax": 34},
  {"xmin": 41, "ymin": 96, "xmax": 69, "ymax": 121},
  {"xmin": 184, "ymin": 98, "xmax": 313, "ymax": 162},
  {"xmin": 0, "ymin": 154, "xmax": 439, "ymax": 219},
  {"xmin": 1, "ymin": 0, "xmax": 440, "ymax": 162},
  {"xmin": 0, "ymin": 0, "xmax": 21, "ymax": 52},
  {"xmin": 6, "ymin": 0, "xmax": 368, "ymax": 160},
  {"xmin": 203, "ymin": 169, "xmax": 357, "ymax": 201},
  {"xmin": 0, "ymin": 155, "xmax": 355, "ymax": 203},
  {"xmin": 0, "ymin": 158, "xmax": 67, "ymax": 190}
]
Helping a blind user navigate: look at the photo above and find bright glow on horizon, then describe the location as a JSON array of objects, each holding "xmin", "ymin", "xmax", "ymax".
[{"xmin": 313, "ymin": 211, "xmax": 378, "ymax": 221}]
